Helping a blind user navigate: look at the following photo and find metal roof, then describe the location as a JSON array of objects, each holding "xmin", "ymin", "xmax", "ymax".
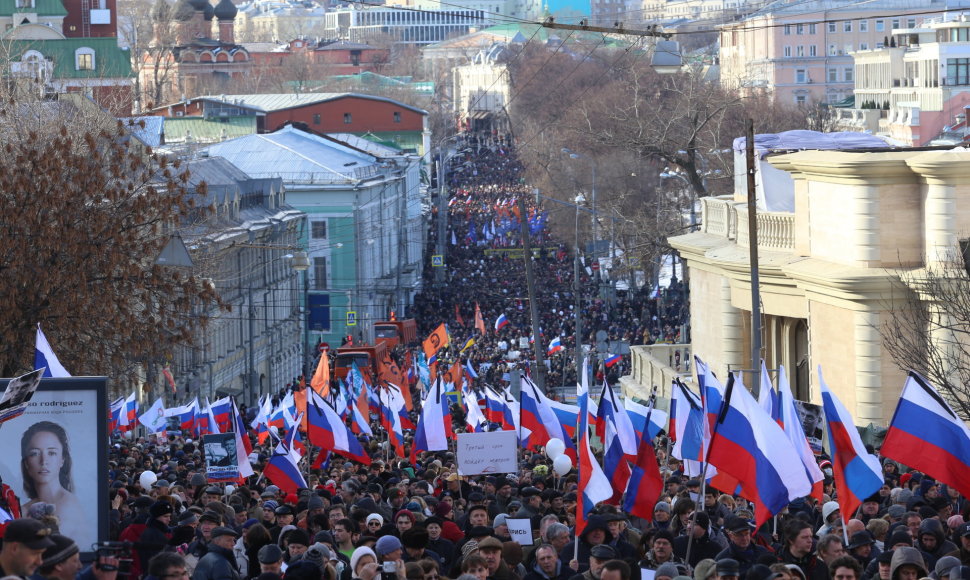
[
  {"xmin": 201, "ymin": 125, "xmax": 387, "ymax": 185},
  {"xmin": 121, "ymin": 116, "xmax": 164, "ymax": 148},
  {"xmin": 196, "ymin": 93, "xmax": 428, "ymax": 116},
  {"xmin": 327, "ymin": 133, "xmax": 407, "ymax": 156},
  {"xmin": 164, "ymin": 116, "xmax": 257, "ymax": 143}
]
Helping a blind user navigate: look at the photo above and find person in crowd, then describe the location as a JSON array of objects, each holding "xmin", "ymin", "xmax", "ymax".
[
  {"xmin": 829, "ymin": 557, "xmax": 864, "ymax": 580},
  {"xmin": 524, "ymin": 544, "xmax": 570, "ymax": 580},
  {"xmin": 672, "ymin": 512, "xmax": 721, "ymax": 567},
  {"xmin": 147, "ymin": 552, "xmax": 190, "ymax": 580},
  {"xmin": 716, "ymin": 517, "xmax": 770, "ymax": 577},
  {"xmin": 193, "ymin": 527, "xmax": 242, "ymax": 580}
]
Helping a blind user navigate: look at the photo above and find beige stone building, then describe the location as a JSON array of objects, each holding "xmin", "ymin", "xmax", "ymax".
[{"xmin": 623, "ymin": 147, "xmax": 970, "ymax": 426}]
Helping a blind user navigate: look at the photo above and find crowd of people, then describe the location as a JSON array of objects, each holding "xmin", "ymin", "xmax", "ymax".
[{"xmin": 2, "ymin": 133, "xmax": 969, "ymax": 580}]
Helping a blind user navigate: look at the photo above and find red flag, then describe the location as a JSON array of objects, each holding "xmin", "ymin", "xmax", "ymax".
[
  {"xmin": 310, "ymin": 352, "xmax": 330, "ymax": 397},
  {"xmin": 455, "ymin": 304, "xmax": 465, "ymax": 326},
  {"xmin": 474, "ymin": 303, "xmax": 486, "ymax": 336}
]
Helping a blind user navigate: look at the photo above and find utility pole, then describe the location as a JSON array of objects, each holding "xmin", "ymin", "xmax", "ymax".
[
  {"xmin": 518, "ymin": 196, "xmax": 547, "ymax": 391},
  {"xmin": 574, "ymin": 201, "xmax": 583, "ymax": 385},
  {"xmin": 746, "ymin": 119, "xmax": 763, "ymax": 396},
  {"xmin": 436, "ymin": 153, "xmax": 448, "ymax": 286}
]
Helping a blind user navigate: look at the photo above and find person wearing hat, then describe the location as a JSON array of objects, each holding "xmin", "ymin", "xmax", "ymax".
[
  {"xmin": 654, "ymin": 503, "xmax": 673, "ymax": 530},
  {"xmin": 33, "ymin": 534, "xmax": 82, "ymax": 580},
  {"xmin": 489, "ymin": 480, "xmax": 514, "ymax": 519},
  {"xmin": 693, "ymin": 559, "xmax": 718, "ymax": 580},
  {"xmin": 780, "ymin": 520, "xmax": 829, "ymax": 580},
  {"xmin": 715, "ymin": 559, "xmax": 741, "ymax": 580},
  {"xmin": 944, "ymin": 522, "xmax": 970, "ymax": 565},
  {"xmin": 818, "ymin": 503, "xmax": 842, "ymax": 539},
  {"xmin": 0, "ymin": 519, "xmax": 57, "ymax": 579},
  {"xmin": 846, "ymin": 531, "xmax": 876, "ymax": 568},
  {"xmin": 918, "ymin": 518, "xmax": 957, "ymax": 569},
  {"xmin": 256, "ymin": 544, "xmax": 284, "ymax": 577},
  {"xmin": 932, "ymin": 556, "xmax": 961, "ymax": 580},
  {"xmin": 192, "ymin": 527, "xmax": 241, "ymax": 580},
  {"xmin": 567, "ymin": 544, "xmax": 616, "ymax": 580},
  {"xmin": 477, "ymin": 536, "xmax": 517, "ymax": 580},
  {"xmin": 515, "ymin": 488, "xmax": 543, "ymax": 531},
  {"xmin": 401, "ymin": 528, "xmax": 444, "ymax": 568},
  {"xmin": 423, "ymin": 517, "xmax": 456, "ymax": 571},
  {"xmin": 138, "ymin": 500, "xmax": 174, "ymax": 574},
  {"xmin": 673, "ymin": 512, "xmax": 721, "ymax": 568},
  {"xmin": 269, "ymin": 506, "xmax": 294, "ymax": 544},
  {"xmin": 715, "ymin": 516, "xmax": 770, "ymax": 578},
  {"xmin": 889, "ymin": 547, "xmax": 928, "ymax": 580}
]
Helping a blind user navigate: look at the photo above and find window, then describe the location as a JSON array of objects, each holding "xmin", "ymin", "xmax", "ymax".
[
  {"xmin": 877, "ymin": 42, "xmax": 884, "ymax": 49},
  {"xmin": 313, "ymin": 113, "xmax": 321, "ymax": 125},
  {"xmin": 828, "ymin": 67, "xmax": 838, "ymax": 82},
  {"xmin": 844, "ymin": 43, "xmax": 853, "ymax": 53},
  {"xmin": 828, "ymin": 22, "xmax": 836, "ymax": 33},
  {"xmin": 313, "ymin": 257, "xmax": 328, "ymax": 290},
  {"xmin": 796, "ymin": 69, "xmax": 807, "ymax": 83},
  {"xmin": 343, "ymin": 113, "xmax": 352, "ymax": 124},
  {"xmin": 795, "ymin": 94, "xmax": 807, "ymax": 104},
  {"xmin": 784, "ymin": 24, "xmax": 792, "ymax": 35},
  {"xmin": 947, "ymin": 58, "xmax": 970, "ymax": 85},
  {"xmin": 311, "ymin": 220, "xmax": 328, "ymax": 239},
  {"xmin": 844, "ymin": 21, "xmax": 852, "ymax": 32},
  {"xmin": 844, "ymin": 67, "xmax": 853, "ymax": 82},
  {"xmin": 892, "ymin": 18, "xmax": 900, "ymax": 29},
  {"xmin": 796, "ymin": 23, "xmax": 804, "ymax": 34},
  {"xmin": 860, "ymin": 42, "xmax": 868, "ymax": 50},
  {"xmin": 829, "ymin": 44, "xmax": 837, "ymax": 56},
  {"xmin": 784, "ymin": 45, "xmax": 792, "ymax": 57},
  {"xmin": 74, "ymin": 47, "xmax": 95, "ymax": 71},
  {"xmin": 875, "ymin": 19, "xmax": 884, "ymax": 31},
  {"xmin": 393, "ymin": 111, "xmax": 401, "ymax": 123},
  {"xmin": 809, "ymin": 45, "xmax": 817, "ymax": 56},
  {"xmin": 860, "ymin": 20, "xmax": 868, "ymax": 32},
  {"xmin": 809, "ymin": 23, "xmax": 816, "ymax": 34},
  {"xmin": 796, "ymin": 45, "xmax": 804, "ymax": 57},
  {"xmin": 907, "ymin": 18, "xmax": 916, "ymax": 28}
]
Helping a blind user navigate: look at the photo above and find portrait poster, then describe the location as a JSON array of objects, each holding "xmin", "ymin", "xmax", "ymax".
[
  {"xmin": 203, "ymin": 432, "xmax": 239, "ymax": 482},
  {"xmin": 0, "ymin": 377, "xmax": 107, "ymax": 556},
  {"xmin": 794, "ymin": 400, "xmax": 824, "ymax": 454}
]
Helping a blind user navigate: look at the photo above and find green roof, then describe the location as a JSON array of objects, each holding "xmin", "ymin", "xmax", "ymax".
[
  {"xmin": 358, "ymin": 130, "xmax": 424, "ymax": 154},
  {"xmin": 9, "ymin": 37, "xmax": 131, "ymax": 79},
  {"xmin": 0, "ymin": 0, "xmax": 67, "ymax": 17},
  {"xmin": 164, "ymin": 116, "xmax": 258, "ymax": 143}
]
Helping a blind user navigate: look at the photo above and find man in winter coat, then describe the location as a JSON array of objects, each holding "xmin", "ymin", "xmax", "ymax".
[
  {"xmin": 138, "ymin": 501, "xmax": 173, "ymax": 574},
  {"xmin": 673, "ymin": 512, "xmax": 723, "ymax": 568},
  {"xmin": 192, "ymin": 527, "xmax": 241, "ymax": 580}
]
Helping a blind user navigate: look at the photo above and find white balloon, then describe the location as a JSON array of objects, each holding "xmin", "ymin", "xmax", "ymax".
[
  {"xmin": 225, "ymin": 485, "xmax": 235, "ymax": 496},
  {"xmin": 545, "ymin": 438, "xmax": 566, "ymax": 460},
  {"xmin": 553, "ymin": 454, "xmax": 572, "ymax": 476},
  {"xmin": 139, "ymin": 471, "xmax": 157, "ymax": 489}
]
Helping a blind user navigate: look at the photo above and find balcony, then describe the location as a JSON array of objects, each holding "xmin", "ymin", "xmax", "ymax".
[
  {"xmin": 700, "ymin": 195, "xmax": 741, "ymax": 239},
  {"xmin": 619, "ymin": 343, "xmax": 694, "ymax": 403},
  {"xmin": 736, "ymin": 206, "xmax": 796, "ymax": 251}
]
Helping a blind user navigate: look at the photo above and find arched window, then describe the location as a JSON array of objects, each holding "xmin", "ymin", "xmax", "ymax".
[{"xmin": 75, "ymin": 47, "xmax": 96, "ymax": 71}]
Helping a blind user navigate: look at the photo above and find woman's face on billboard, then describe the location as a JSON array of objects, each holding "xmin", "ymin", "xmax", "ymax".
[{"xmin": 25, "ymin": 430, "xmax": 64, "ymax": 486}]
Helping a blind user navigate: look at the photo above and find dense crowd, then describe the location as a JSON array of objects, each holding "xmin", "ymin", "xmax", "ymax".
[{"xmin": 2, "ymin": 132, "xmax": 968, "ymax": 580}]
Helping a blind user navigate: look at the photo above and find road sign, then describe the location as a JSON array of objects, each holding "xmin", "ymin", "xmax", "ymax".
[
  {"xmin": 346, "ymin": 311, "xmax": 357, "ymax": 326},
  {"xmin": 432, "ymin": 255, "xmax": 444, "ymax": 267},
  {"xmin": 591, "ymin": 261, "xmax": 600, "ymax": 271},
  {"xmin": 318, "ymin": 343, "xmax": 330, "ymax": 352}
]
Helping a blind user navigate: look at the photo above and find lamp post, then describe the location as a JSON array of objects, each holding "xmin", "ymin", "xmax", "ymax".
[
  {"xmin": 435, "ymin": 135, "xmax": 463, "ymax": 286},
  {"xmin": 574, "ymin": 193, "xmax": 587, "ymax": 370},
  {"xmin": 659, "ymin": 168, "xmax": 698, "ymax": 231},
  {"xmin": 289, "ymin": 251, "xmax": 311, "ymax": 380}
]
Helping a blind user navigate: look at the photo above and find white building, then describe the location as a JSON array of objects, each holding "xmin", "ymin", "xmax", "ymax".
[
  {"xmin": 453, "ymin": 45, "xmax": 511, "ymax": 133},
  {"xmin": 323, "ymin": 4, "xmax": 488, "ymax": 46}
]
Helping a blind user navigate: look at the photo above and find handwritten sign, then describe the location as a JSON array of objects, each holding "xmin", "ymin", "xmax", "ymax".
[
  {"xmin": 456, "ymin": 431, "xmax": 518, "ymax": 475},
  {"xmin": 505, "ymin": 518, "xmax": 534, "ymax": 545}
]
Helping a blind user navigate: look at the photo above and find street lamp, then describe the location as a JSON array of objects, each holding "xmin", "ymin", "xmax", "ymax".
[
  {"xmin": 651, "ymin": 40, "xmax": 683, "ymax": 74},
  {"xmin": 561, "ymin": 147, "xmax": 597, "ymax": 260},
  {"xmin": 289, "ymin": 251, "xmax": 311, "ymax": 381},
  {"xmin": 574, "ymin": 193, "xmax": 587, "ymax": 369}
]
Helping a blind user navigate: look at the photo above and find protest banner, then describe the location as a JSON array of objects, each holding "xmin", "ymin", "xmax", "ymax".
[
  {"xmin": 203, "ymin": 432, "xmax": 239, "ymax": 482},
  {"xmin": 505, "ymin": 518, "xmax": 534, "ymax": 545},
  {"xmin": 456, "ymin": 430, "xmax": 518, "ymax": 475}
]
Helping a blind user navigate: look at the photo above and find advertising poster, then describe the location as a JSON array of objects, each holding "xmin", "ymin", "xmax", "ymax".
[
  {"xmin": 203, "ymin": 432, "xmax": 239, "ymax": 482},
  {"xmin": 0, "ymin": 377, "xmax": 107, "ymax": 555}
]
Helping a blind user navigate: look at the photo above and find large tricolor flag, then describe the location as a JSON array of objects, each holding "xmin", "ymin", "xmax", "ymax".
[
  {"xmin": 264, "ymin": 426, "xmax": 307, "ymax": 494},
  {"xmin": 759, "ymin": 361, "xmax": 781, "ymax": 424},
  {"xmin": 412, "ymin": 377, "xmax": 451, "ymax": 462},
  {"xmin": 777, "ymin": 365, "xmax": 824, "ymax": 501},
  {"xmin": 547, "ymin": 336, "xmax": 563, "ymax": 355},
  {"xmin": 307, "ymin": 390, "xmax": 371, "ymax": 465},
  {"xmin": 34, "ymin": 324, "xmax": 71, "ymax": 378},
  {"xmin": 494, "ymin": 313, "xmax": 510, "ymax": 332},
  {"xmin": 575, "ymin": 356, "xmax": 612, "ymax": 535},
  {"xmin": 882, "ymin": 371, "xmax": 970, "ymax": 500},
  {"xmin": 597, "ymin": 379, "xmax": 637, "ymax": 502},
  {"xmin": 211, "ymin": 397, "xmax": 233, "ymax": 433},
  {"xmin": 670, "ymin": 380, "xmax": 704, "ymax": 465},
  {"xmin": 819, "ymin": 367, "xmax": 884, "ymax": 520},
  {"xmin": 231, "ymin": 397, "xmax": 254, "ymax": 457},
  {"xmin": 707, "ymin": 372, "xmax": 812, "ymax": 527},
  {"xmin": 463, "ymin": 385, "xmax": 488, "ymax": 432},
  {"xmin": 625, "ymin": 397, "xmax": 667, "ymax": 446},
  {"xmin": 520, "ymin": 376, "xmax": 575, "ymax": 458},
  {"xmin": 623, "ymin": 388, "xmax": 664, "ymax": 520}
]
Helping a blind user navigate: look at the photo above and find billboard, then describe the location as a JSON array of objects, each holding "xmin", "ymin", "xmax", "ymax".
[{"xmin": 0, "ymin": 377, "xmax": 108, "ymax": 554}]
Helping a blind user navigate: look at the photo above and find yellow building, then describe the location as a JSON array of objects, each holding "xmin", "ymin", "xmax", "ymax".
[{"xmin": 628, "ymin": 147, "xmax": 970, "ymax": 426}]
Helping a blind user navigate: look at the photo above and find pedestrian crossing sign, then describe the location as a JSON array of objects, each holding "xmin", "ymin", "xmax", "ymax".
[
  {"xmin": 346, "ymin": 311, "xmax": 357, "ymax": 326},
  {"xmin": 432, "ymin": 255, "xmax": 444, "ymax": 267}
]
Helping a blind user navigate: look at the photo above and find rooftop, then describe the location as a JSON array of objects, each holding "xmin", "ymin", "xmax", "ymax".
[{"xmin": 186, "ymin": 93, "xmax": 428, "ymax": 115}]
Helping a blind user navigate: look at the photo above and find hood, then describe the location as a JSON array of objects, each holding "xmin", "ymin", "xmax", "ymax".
[
  {"xmin": 919, "ymin": 518, "xmax": 946, "ymax": 546},
  {"xmin": 580, "ymin": 516, "xmax": 614, "ymax": 544},
  {"xmin": 891, "ymin": 547, "xmax": 929, "ymax": 580}
]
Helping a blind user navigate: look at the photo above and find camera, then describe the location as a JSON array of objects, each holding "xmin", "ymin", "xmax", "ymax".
[{"xmin": 381, "ymin": 560, "xmax": 397, "ymax": 580}]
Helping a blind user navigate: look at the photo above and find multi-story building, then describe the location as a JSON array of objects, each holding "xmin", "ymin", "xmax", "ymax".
[
  {"xmin": 839, "ymin": 13, "xmax": 970, "ymax": 146},
  {"xmin": 202, "ymin": 126, "xmax": 427, "ymax": 350},
  {"xmin": 172, "ymin": 156, "xmax": 305, "ymax": 405},
  {"xmin": 719, "ymin": 0, "xmax": 957, "ymax": 105},
  {"xmin": 323, "ymin": 4, "xmax": 488, "ymax": 46},
  {"xmin": 648, "ymin": 143, "xmax": 970, "ymax": 425},
  {"xmin": 453, "ymin": 46, "xmax": 511, "ymax": 133},
  {"xmin": 235, "ymin": 0, "xmax": 328, "ymax": 42}
]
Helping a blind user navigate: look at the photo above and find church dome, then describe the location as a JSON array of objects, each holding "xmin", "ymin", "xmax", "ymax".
[{"xmin": 214, "ymin": 0, "xmax": 237, "ymax": 20}]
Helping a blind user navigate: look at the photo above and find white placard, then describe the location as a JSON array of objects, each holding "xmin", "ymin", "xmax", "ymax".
[
  {"xmin": 505, "ymin": 518, "xmax": 533, "ymax": 545},
  {"xmin": 641, "ymin": 569, "xmax": 656, "ymax": 580},
  {"xmin": 456, "ymin": 431, "xmax": 518, "ymax": 475}
]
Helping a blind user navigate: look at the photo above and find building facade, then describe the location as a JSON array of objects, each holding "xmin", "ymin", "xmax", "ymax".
[
  {"xmin": 840, "ymin": 13, "xmax": 970, "ymax": 146},
  {"xmin": 719, "ymin": 0, "xmax": 952, "ymax": 105},
  {"xmin": 323, "ymin": 4, "xmax": 488, "ymax": 46},
  {"xmin": 202, "ymin": 126, "xmax": 426, "ymax": 350},
  {"xmin": 668, "ymin": 147, "xmax": 970, "ymax": 425},
  {"xmin": 173, "ymin": 156, "xmax": 305, "ymax": 406}
]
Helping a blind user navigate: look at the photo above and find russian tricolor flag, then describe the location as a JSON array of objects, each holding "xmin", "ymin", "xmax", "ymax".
[
  {"xmin": 264, "ymin": 438, "xmax": 307, "ymax": 495},
  {"xmin": 412, "ymin": 378, "xmax": 450, "ymax": 462},
  {"xmin": 211, "ymin": 397, "xmax": 233, "ymax": 433},
  {"xmin": 625, "ymin": 397, "xmax": 667, "ymax": 445},
  {"xmin": 494, "ymin": 313, "xmax": 510, "ymax": 332},
  {"xmin": 707, "ymin": 372, "xmax": 812, "ymax": 527},
  {"xmin": 671, "ymin": 380, "xmax": 704, "ymax": 464},
  {"xmin": 548, "ymin": 399, "xmax": 579, "ymax": 439},
  {"xmin": 819, "ymin": 367, "xmax": 884, "ymax": 521},
  {"xmin": 232, "ymin": 397, "xmax": 254, "ymax": 457},
  {"xmin": 547, "ymin": 336, "xmax": 562, "ymax": 355},
  {"xmin": 604, "ymin": 353, "xmax": 622, "ymax": 368},
  {"xmin": 777, "ymin": 365, "xmax": 824, "ymax": 501},
  {"xmin": 34, "ymin": 324, "xmax": 70, "ymax": 378},
  {"xmin": 307, "ymin": 390, "xmax": 371, "ymax": 465},
  {"xmin": 883, "ymin": 371, "xmax": 970, "ymax": 500},
  {"xmin": 576, "ymin": 357, "xmax": 612, "ymax": 534},
  {"xmin": 109, "ymin": 397, "xmax": 124, "ymax": 433},
  {"xmin": 464, "ymin": 359, "xmax": 479, "ymax": 380},
  {"xmin": 623, "ymin": 390, "xmax": 664, "ymax": 520}
]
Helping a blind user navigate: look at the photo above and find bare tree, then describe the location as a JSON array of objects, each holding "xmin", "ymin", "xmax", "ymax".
[{"xmin": 881, "ymin": 249, "xmax": 970, "ymax": 420}]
